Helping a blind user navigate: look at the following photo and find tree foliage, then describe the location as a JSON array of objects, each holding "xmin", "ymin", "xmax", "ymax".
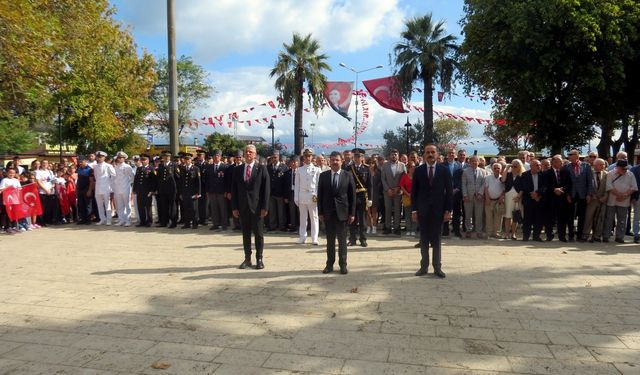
[
  {"xmin": 392, "ymin": 14, "xmax": 459, "ymax": 144},
  {"xmin": 202, "ymin": 133, "xmax": 246, "ymax": 156},
  {"xmin": 149, "ymin": 56, "xmax": 214, "ymax": 136},
  {"xmin": 270, "ymin": 33, "xmax": 330, "ymax": 156},
  {"xmin": 459, "ymin": 0, "xmax": 640, "ymax": 156},
  {"xmin": 382, "ymin": 118, "xmax": 469, "ymax": 155},
  {"xmin": 0, "ymin": 117, "xmax": 37, "ymax": 154}
]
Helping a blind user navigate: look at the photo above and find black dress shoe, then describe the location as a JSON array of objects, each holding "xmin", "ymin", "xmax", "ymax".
[
  {"xmin": 415, "ymin": 268, "xmax": 427, "ymax": 276},
  {"xmin": 157, "ymin": 223, "xmax": 167, "ymax": 227},
  {"xmin": 533, "ymin": 237, "xmax": 543, "ymax": 242},
  {"xmin": 239, "ymin": 260, "xmax": 252, "ymax": 269},
  {"xmin": 209, "ymin": 226, "xmax": 218, "ymax": 230},
  {"xmin": 135, "ymin": 223, "xmax": 145, "ymax": 227},
  {"xmin": 255, "ymin": 259, "xmax": 264, "ymax": 269},
  {"xmin": 340, "ymin": 267, "xmax": 348, "ymax": 275},
  {"xmin": 181, "ymin": 224, "xmax": 191, "ymax": 229},
  {"xmin": 322, "ymin": 266, "xmax": 333, "ymax": 274},
  {"xmin": 602, "ymin": 238, "xmax": 609, "ymax": 243},
  {"xmin": 360, "ymin": 241, "xmax": 368, "ymax": 247},
  {"xmin": 546, "ymin": 236, "xmax": 554, "ymax": 242},
  {"xmin": 192, "ymin": 224, "xmax": 198, "ymax": 229},
  {"xmin": 615, "ymin": 238, "xmax": 625, "ymax": 244},
  {"xmin": 559, "ymin": 238, "xmax": 567, "ymax": 243},
  {"xmin": 348, "ymin": 241, "xmax": 356, "ymax": 246},
  {"xmin": 168, "ymin": 223, "xmax": 177, "ymax": 228},
  {"xmin": 434, "ymin": 269, "xmax": 446, "ymax": 278},
  {"xmin": 393, "ymin": 229, "xmax": 402, "ymax": 235},
  {"xmin": 414, "ymin": 242, "xmax": 421, "ymax": 248},
  {"xmin": 382, "ymin": 229, "xmax": 392, "ymax": 235}
]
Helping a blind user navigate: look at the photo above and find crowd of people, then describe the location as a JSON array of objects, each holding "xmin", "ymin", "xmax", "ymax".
[{"xmin": 1, "ymin": 145, "xmax": 639, "ymax": 256}]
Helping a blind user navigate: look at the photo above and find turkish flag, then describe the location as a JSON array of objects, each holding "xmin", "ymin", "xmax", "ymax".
[
  {"xmin": 58, "ymin": 186, "xmax": 71, "ymax": 216},
  {"xmin": 2, "ymin": 183, "xmax": 42, "ymax": 221},
  {"xmin": 323, "ymin": 81, "xmax": 353, "ymax": 121},
  {"xmin": 362, "ymin": 76, "xmax": 408, "ymax": 113}
]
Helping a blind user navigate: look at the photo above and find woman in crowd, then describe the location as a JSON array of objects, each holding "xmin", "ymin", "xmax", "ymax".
[
  {"xmin": 501, "ymin": 159, "xmax": 524, "ymax": 240},
  {"xmin": 399, "ymin": 160, "xmax": 416, "ymax": 236},
  {"xmin": 367, "ymin": 157, "xmax": 382, "ymax": 234}
]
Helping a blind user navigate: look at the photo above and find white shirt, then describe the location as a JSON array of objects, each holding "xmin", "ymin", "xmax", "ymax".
[
  {"xmin": 0, "ymin": 177, "xmax": 20, "ymax": 192},
  {"xmin": 35, "ymin": 169, "xmax": 54, "ymax": 194},
  {"xmin": 606, "ymin": 170, "xmax": 638, "ymax": 207},
  {"xmin": 112, "ymin": 162, "xmax": 134, "ymax": 194},
  {"xmin": 94, "ymin": 162, "xmax": 116, "ymax": 195},
  {"xmin": 484, "ymin": 173, "xmax": 504, "ymax": 199},
  {"xmin": 390, "ymin": 162, "xmax": 399, "ymax": 177}
]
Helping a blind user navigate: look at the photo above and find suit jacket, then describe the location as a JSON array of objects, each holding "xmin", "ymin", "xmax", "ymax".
[
  {"xmin": 461, "ymin": 167, "xmax": 487, "ymax": 199},
  {"xmin": 155, "ymin": 162, "xmax": 177, "ymax": 194},
  {"xmin": 518, "ymin": 171, "xmax": 546, "ymax": 205},
  {"xmin": 563, "ymin": 162, "xmax": 593, "ymax": 199},
  {"xmin": 204, "ymin": 162, "xmax": 227, "ymax": 194},
  {"xmin": 317, "ymin": 169, "xmax": 356, "ymax": 221},
  {"xmin": 411, "ymin": 163, "xmax": 452, "ymax": 217},
  {"xmin": 132, "ymin": 164, "xmax": 156, "ymax": 195},
  {"xmin": 231, "ymin": 162, "xmax": 270, "ymax": 214},
  {"xmin": 176, "ymin": 164, "xmax": 201, "ymax": 197},
  {"xmin": 267, "ymin": 162, "xmax": 289, "ymax": 198},
  {"xmin": 591, "ymin": 169, "xmax": 609, "ymax": 200},
  {"xmin": 380, "ymin": 161, "xmax": 405, "ymax": 192},
  {"xmin": 543, "ymin": 168, "xmax": 572, "ymax": 201}
]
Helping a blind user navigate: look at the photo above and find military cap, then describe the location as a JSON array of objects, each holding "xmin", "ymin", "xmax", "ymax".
[
  {"xmin": 235, "ymin": 150, "xmax": 243, "ymax": 157},
  {"xmin": 139, "ymin": 154, "xmax": 150, "ymax": 160},
  {"xmin": 352, "ymin": 148, "xmax": 365, "ymax": 156},
  {"xmin": 616, "ymin": 159, "xmax": 629, "ymax": 168},
  {"xmin": 160, "ymin": 150, "xmax": 172, "ymax": 156},
  {"xmin": 96, "ymin": 151, "xmax": 108, "ymax": 158},
  {"xmin": 303, "ymin": 148, "xmax": 313, "ymax": 156},
  {"xmin": 116, "ymin": 151, "xmax": 128, "ymax": 159},
  {"xmin": 212, "ymin": 149, "xmax": 222, "ymax": 156}
]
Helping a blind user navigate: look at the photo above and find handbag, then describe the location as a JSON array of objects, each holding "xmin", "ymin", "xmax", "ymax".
[{"xmin": 512, "ymin": 202, "xmax": 523, "ymax": 224}]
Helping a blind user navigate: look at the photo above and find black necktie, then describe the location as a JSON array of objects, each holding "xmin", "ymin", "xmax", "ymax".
[
  {"xmin": 428, "ymin": 166, "xmax": 434, "ymax": 182},
  {"xmin": 333, "ymin": 172, "xmax": 338, "ymax": 189}
]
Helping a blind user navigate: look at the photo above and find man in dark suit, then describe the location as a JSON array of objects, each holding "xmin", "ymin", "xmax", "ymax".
[
  {"xmin": 519, "ymin": 159, "xmax": 546, "ymax": 241},
  {"xmin": 155, "ymin": 151, "xmax": 178, "ymax": 228},
  {"xmin": 132, "ymin": 154, "xmax": 155, "ymax": 227},
  {"xmin": 543, "ymin": 156, "xmax": 573, "ymax": 242},
  {"xmin": 318, "ymin": 151, "xmax": 356, "ymax": 275},
  {"xmin": 231, "ymin": 145, "xmax": 270, "ymax": 270},
  {"xmin": 204, "ymin": 149, "xmax": 228, "ymax": 231},
  {"xmin": 267, "ymin": 151, "xmax": 289, "ymax": 231},
  {"xmin": 411, "ymin": 144, "xmax": 452, "ymax": 278},
  {"xmin": 194, "ymin": 150, "xmax": 208, "ymax": 225},
  {"xmin": 563, "ymin": 149, "xmax": 593, "ymax": 241},
  {"xmin": 177, "ymin": 153, "xmax": 201, "ymax": 229}
]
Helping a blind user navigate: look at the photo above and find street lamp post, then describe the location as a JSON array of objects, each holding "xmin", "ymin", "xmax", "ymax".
[
  {"xmin": 267, "ymin": 119, "xmax": 275, "ymax": 151},
  {"xmin": 404, "ymin": 117, "xmax": 411, "ymax": 155},
  {"xmin": 339, "ymin": 63, "xmax": 383, "ymax": 148},
  {"xmin": 58, "ymin": 102, "xmax": 63, "ymax": 163},
  {"xmin": 309, "ymin": 122, "xmax": 315, "ymax": 147},
  {"xmin": 302, "ymin": 129, "xmax": 309, "ymax": 151}
]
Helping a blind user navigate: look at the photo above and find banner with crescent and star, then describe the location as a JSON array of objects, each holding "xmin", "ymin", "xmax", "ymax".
[
  {"xmin": 2, "ymin": 183, "xmax": 43, "ymax": 221},
  {"xmin": 323, "ymin": 81, "xmax": 354, "ymax": 121},
  {"xmin": 362, "ymin": 76, "xmax": 408, "ymax": 113}
]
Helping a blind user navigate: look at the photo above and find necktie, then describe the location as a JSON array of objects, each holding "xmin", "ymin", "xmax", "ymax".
[
  {"xmin": 333, "ymin": 172, "xmax": 338, "ymax": 189},
  {"xmin": 428, "ymin": 166, "xmax": 434, "ymax": 182},
  {"xmin": 596, "ymin": 173, "xmax": 600, "ymax": 189},
  {"xmin": 556, "ymin": 170, "xmax": 560, "ymax": 182},
  {"xmin": 245, "ymin": 164, "xmax": 251, "ymax": 182},
  {"xmin": 574, "ymin": 163, "xmax": 579, "ymax": 175}
]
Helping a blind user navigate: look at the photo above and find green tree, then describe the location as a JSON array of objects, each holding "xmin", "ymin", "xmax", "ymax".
[
  {"xmin": 459, "ymin": 0, "xmax": 640, "ymax": 156},
  {"xmin": 0, "ymin": 117, "xmax": 37, "ymax": 154},
  {"xmin": 202, "ymin": 133, "xmax": 246, "ymax": 156},
  {"xmin": 392, "ymin": 14, "xmax": 459, "ymax": 144},
  {"xmin": 270, "ymin": 33, "xmax": 330, "ymax": 156},
  {"xmin": 382, "ymin": 118, "xmax": 469, "ymax": 155},
  {"xmin": 149, "ymin": 56, "xmax": 214, "ymax": 137}
]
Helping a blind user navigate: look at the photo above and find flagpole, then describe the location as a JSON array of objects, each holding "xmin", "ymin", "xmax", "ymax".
[{"xmin": 339, "ymin": 63, "xmax": 383, "ymax": 148}]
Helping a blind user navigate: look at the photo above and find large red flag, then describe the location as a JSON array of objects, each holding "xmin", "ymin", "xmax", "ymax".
[
  {"xmin": 323, "ymin": 81, "xmax": 354, "ymax": 120},
  {"xmin": 362, "ymin": 76, "xmax": 408, "ymax": 113},
  {"xmin": 3, "ymin": 183, "xmax": 42, "ymax": 221},
  {"xmin": 58, "ymin": 185, "xmax": 71, "ymax": 216}
]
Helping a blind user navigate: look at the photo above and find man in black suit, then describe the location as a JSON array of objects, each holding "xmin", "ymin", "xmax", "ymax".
[
  {"xmin": 317, "ymin": 151, "xmax": 356, "ymax": 275},
  {"xmin": 411, "ymin": 144, "xmax": 452, "ymax": 278},
  {"xmin": 543, "ymin": 156, "xmax": 573, "ymax": 242},
  {"xmin": 231, "ymin": 144, "xmax": 270, "ymax": 270},
  {"xmin": 204, "ymin": 149, "xmax": 228, "ymax": 231},
  {"xmin": 267, "ymin": 151, "xmax": 289, "ymax": 231},
  {"xmin": 155, "ymin": 151, "xmax": 178, "ymax": 228},
  {"xmin": 519, "ymin": 159, "xmax": 546, "ymax": 241},
  {"xmin": 132, "ymin": 154, "xmax": 155, "ymax": 227}
]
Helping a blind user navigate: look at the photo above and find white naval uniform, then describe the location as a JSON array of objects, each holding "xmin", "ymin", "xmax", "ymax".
[
  {"xmin": 294, "ymin": 162, "xmax": 321, "ymax": 244},
  {"xmin": 112, "ymin": 162, "xmax": 135, "ymax": 225},
  {"xmin": 93, "ymin": 162, "xmax": 116, "ymax": 225}
]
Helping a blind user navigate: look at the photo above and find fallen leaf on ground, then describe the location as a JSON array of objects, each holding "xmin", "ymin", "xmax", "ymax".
[
  {"xmin": 151, "ymin": 362, "xmax": 171, "ymax": 369},
  {"xmin": 350, "ymin": 287, "xmax": 359, "ymax": 293},
  {"xmin": 585, "ymin": 281, "xmax": 592, "ymax": 288},
  {"xmin": 562, "ymin": 251, "xmax": 567, "ymax": 254}
]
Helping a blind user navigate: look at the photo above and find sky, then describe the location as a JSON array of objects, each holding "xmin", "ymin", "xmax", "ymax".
[{"xmin": 109, "ymin": 0, "xmax": 496, "ymax": 154}]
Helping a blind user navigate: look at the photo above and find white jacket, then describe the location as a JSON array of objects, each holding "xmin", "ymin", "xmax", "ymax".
[
  {"xmin": 112, "ymin": 163, "xmax": 134, "ymax": 194},
  {"xmin": 294, "ymin": 163, "xmax": 320, "ymax": 205},
  {"xmin": 94, "ymin": 162, "xmax": 116, "ymax": 195}
]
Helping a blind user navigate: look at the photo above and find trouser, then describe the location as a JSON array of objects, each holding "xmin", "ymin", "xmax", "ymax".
[
  {"xmin": 288, "ymin": 191, "xmax": 299, "ymax": 230},
  {"xmin": 136, "ymin": 192, "xmax": 152, "ymax": 225},
  {"xmin": 404, "ymin": 205, "xmax": 416, "ymax": 233},
  {"xmin": 383, "ymin": 194, "xmax": 402, "ymax": 230},
  {"xmin": 95, "ymin": 193, "xmax": 111, "ymax": 223},
  {"xmin": 77, "ymin": 190, "xmax": 92, "ymax": 222},
  {"xmin": 157, "ymin": 191, "xmax": 177, "ymax": 225},
  {"xmin": 239, "ymin": 209, "xmax": 264, "ymax": 260},
  {"xmin": 604, "ymin": 205, "xmax": 628, "ymax": 240},
  {"xmin": 452, "ymin": 190, "xmax": 464, "ymax": 233},
  {"xmin": 198, "ymin": 194, "xmax": 207, "ymax": 224},
  {"xmin": 418, "ymin": 213, "xmax": 443, "ymax": 270},
  {"xmin": 349, "ymin": 195, "xmax": 367, "ymax": 242},
  {"xmin": 567, "ymin": 197, "xmax": 587, "ymax": 239},
  {"xmin": 632, "ymin": 200, "xmax": 640, "ymax": 236},
  {"xmin": 181, "ymin": 194, "xmax": 198, "ymax": 226},
  {"xmin": 268, "ymin": 196, "xmax": 286, "ymax": 230},
  {"xmin": 113, "ymin": 191, "xmax": 131, "ymax": 224},
  {"xmin": 38, "ymin": 194, "xmax": 57, "ymax": 224},
  {"xmin": 208, "ymin": 193, "xmax": 228, "ymax": 228},
  {"xmin": 463, "ymin": 198, "xmax": 484, "ymax": 233},
  {"xmin": 325, "ymin": 213, "xmax": 347, "ymax": 268},
  {"xmin": 583, "ymin": 199, "xmax": 605, "ymax": 239},
  {"xmin": 485, "ymin": 199, "xmax": 504, "ymax": 237},
  {"xmin": 546, "ymin": 197, "xmax": 569, "ymax": 240},
  {"xmin": 298, "ymin": 202, "xmax": 319, "ymax": 243},
  {"xmin": 522, "ymin": 201, "xmax": 543, "ymax": 240}
]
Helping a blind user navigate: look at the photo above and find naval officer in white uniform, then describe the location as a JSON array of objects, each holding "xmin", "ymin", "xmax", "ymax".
[{"xmin": 294, "ymin": 149, "xmax": 321, "ymax": 245}]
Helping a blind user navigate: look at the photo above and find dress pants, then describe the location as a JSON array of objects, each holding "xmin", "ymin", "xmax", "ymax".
[
  {"xmin": 268, "ymin": 196, "xmax": 286, "ymax": 230},
  {"xmin": 77, "ymin": 190, "xmax": 92, "ymax": 222},
  {"xmin": 198, "ymin": 195, "xmax": 207, "ymax": 224},
  {"xmin": 239, "ymin": 208, "xmax": 264, "ymax": 260},
  {"xmin": 484, "ymin": 200, "xmax": 504, "ymax": 237},
  {"xmin": 349, "ymin": 195, "xmax": 367, "ymax": 242},
  {"xmin": 298, "ymin": 202, "xmax": 319, "ymax": 243},
  {"xmin": 583, "ymin": 199, "xmax": 605, "ymax": 239},
  {"xmin": 95, "ymin": 193, "xmax": 111, "ymax": 224},
  {"xmin": 136, "ymin": 193, "xmax": 152, "ymax": 225},
  {"xmin": 546, "ymin": 197, "xmax": 569, "ymax": 240},
  {"xmin": 417, "ymin": 213, "xmax": 442, "ymax": 270},
  {"xmin": 567, "ymin": 197, "xmax": 587, "ymax": 239},
  {"xmin": 463, "ymin": 199, "xmax": 484, "ymax": 234},
  {"xmin": 113, "ymin": 191, "xmax": 131, "ymax": 225},
  {"xmin": 288, "ymin": 190, "xmax": 299, "ymax": 230},
  {"xmin": 208, "ymin": 193, "xmax": 228, "ymax": 229},
  {"xmin": 604, "ymin": 205, "xmax": 628, "ymax": 241},
  {"xmin": 383, "ymin": 194, "xmax": 402, "ymax": 230},
  {"xmin": 181, "ymin": 194, "xmax": 198, "ymax": 226},
  {"xmin": 452, "ymin": 190, "xmax": 464, "ymax": 233},
  {"xmin": 522, "ymin": 200, "xmax": 543, "ymax": 240},
  {"xmin": 157, "ymin": 192, "xmax": 177, "ymax": 226},
  {"xmin": 324, "ymin": 212, "xmax": 347, "ymax": 268}
]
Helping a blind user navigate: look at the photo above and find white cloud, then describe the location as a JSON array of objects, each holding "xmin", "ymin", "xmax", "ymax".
[
  {"xmin": 181, "ymin": 66, "xmax": 495, "ymax": 152},
  {"xmin": 118, "ymin": 0, "xmax": 405, "ymax": 60}
]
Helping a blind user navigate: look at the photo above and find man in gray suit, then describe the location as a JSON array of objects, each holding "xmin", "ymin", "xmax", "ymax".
[
  {"xmin": 380, "ymin": 149, "xmax": 405, "ymax": 235},
  {"xmin": 583, "ymin": 158, "xmax": 607, "ymax": 242},
  {"xmin": 563, "ymin": 149, "xmax": 593, "ymax": 242},
  {"xmin": 461, "ymin": 155, "xmax": 487, "ymax": 238}
]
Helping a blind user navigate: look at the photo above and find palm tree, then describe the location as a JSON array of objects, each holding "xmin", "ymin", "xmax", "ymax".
[
  {"xmin": 392, "ymin": 14, "xmax": 458, "ymax": 144},
  {"xmin": 270, "ymin": 33, "xmax": 330, "ymax": 155}
]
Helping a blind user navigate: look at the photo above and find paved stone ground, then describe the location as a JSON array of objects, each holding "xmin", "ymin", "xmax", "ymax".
[{"xmin": 0, "ymin": 225, "xmax": 639, "ymax": 375}]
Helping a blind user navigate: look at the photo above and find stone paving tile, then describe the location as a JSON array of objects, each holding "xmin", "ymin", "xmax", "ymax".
[
  {"xmin": 572, "ymin": 333, "xmax": 628, "ymax": 348},
  {"xmin": 263, "ymin": 353, "xmax": 345, "ymax": 374},
  {"xmin": 1, "ymin": 342, "xmax": 83, "ymax": 365},
  {"xmin": 212, "ymin": 348, "xmax": 271, "ymax": 367},
  {"xmin": 507, "ymin": 356, "xmax": 622, "ymax": 375},
  {"xmin": 142, "ymin": 342, "xmax": 224, "ymax": 362},
  {"xmin": 388, "ymin": 347, "xmax": 512, "ymax": 372},
  {"xmin": 341, "ymin": 359, "xmax": 427, "ymax": 374},
  {"xmin": 70, "ymin": 335, "xmax": 157, "ymax": 354}
]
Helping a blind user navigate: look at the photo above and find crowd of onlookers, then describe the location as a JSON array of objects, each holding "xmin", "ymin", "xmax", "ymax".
[{"xmin": 1, "ymin": 147, "xmax": 639, "ymax": 245}]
